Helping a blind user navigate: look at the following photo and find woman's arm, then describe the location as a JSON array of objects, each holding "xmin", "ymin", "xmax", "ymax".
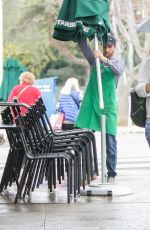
[{"xmin": 135, "ymin": 58, "xmax": 150, "ymax": 97}]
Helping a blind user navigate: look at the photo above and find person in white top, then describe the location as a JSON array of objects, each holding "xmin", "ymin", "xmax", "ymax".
[{"xmin": 135, "ymin": 56, "xmax": 150, "ymax": 147}]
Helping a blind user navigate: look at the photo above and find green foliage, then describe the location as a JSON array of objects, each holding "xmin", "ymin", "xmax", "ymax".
[
  {"xmin": 3, "ymin": 42, "xmax": 34, "ymax": 68},
  {"xmin": 3, "ymin": 42, "xmax": 61, "ymax": 78},
  {"xmin": 43, "ymin": 61, "xmax": 85, "ymax": 86},
  {"xmin": 3, "ymin": 0, "xmax": 86, "ymax": 85}
]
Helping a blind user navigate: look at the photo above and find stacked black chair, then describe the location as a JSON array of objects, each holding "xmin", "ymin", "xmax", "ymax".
[
  {"xmin": 0, "ymin": 106, "xmax": 24, "ymax": 193},
  {"xmin": 0, "ymin": 98, "xmax": 99, "ymax": 203},
  {"xmin": 35, "ymin": 98, "xmax": 99, "ymax": 184},
  {"xmin": 0, "ymin": 102, "xmax": 75, "ymax": 203},
  {"xmin": 28, "ymin": 104, "xmax": 84, "ymax": 195}
]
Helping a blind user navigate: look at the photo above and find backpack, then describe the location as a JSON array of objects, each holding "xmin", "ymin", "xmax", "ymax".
[{"xmin": 130, "ymin": 91, "xmax": 146, "ymax": 128}]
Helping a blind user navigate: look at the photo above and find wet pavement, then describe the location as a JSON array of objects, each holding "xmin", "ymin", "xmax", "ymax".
[{"xmin": 0, "ymin": 127, "xmax": 150, "ymax": 230}]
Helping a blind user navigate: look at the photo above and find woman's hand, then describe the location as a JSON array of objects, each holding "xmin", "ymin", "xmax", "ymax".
[{"xmin": 94, "ymin": 50, "xmax": 108, "ymax": 63}]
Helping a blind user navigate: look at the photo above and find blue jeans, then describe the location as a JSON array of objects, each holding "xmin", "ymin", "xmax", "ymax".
[
  {"xmin": 106, "ymin": 134, "xmax": 117, "ymax": 178},
  {"xmin": 145, "ymin": 118, "xmax": 150, "ymax": 148}
]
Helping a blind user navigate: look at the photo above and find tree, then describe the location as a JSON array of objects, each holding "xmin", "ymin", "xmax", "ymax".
[
  {"xmin": 3, "ymin": 0, "xmax": 88, "ymax": 84},
  {"xmin": 3, "ymin": 0, "xmax": 150, "ymax": 125},
  {"xmin": 110, "ymin": 0, "xmax": 150, "ymax": 125}
]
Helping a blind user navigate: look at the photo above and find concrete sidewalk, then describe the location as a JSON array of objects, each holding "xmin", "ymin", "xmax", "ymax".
[{"xmin": 0, "ymin": 127, "xmax": 150, "ymax": 230}]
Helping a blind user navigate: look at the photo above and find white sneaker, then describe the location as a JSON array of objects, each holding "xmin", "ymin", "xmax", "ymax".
[{"xmin": 107, "ymin": 177, "xmax": 115, "ymax": 184}]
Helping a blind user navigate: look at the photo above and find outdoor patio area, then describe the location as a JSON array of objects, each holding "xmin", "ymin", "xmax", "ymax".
[{"xmin": 0, "ymin": 127, "xmax": 150, "ymax": 230}]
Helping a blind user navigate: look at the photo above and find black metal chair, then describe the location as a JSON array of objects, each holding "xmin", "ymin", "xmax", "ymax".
[
  {"xmin": 0, "ymin": 102, "xmax": 75, "ymax": 203},
  {"xmin": 35, "ymin": 98, "xmax": 99, "ymax": 179},
  {"xmin": 0, "ymin": 99, "xmax": 99, "ymax": 203},
  {"xmin": 25, "ymin": 105, "xmax": 84, "ymax": 195},
  {"xmin": 31, "ymin": 102, "xmax": 93, "ymax": 191}
]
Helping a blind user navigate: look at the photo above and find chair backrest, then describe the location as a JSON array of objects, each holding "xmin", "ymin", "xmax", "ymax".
[{"xmin": 35, "ymin": 98, "xmax": 54, "ymax": 135}]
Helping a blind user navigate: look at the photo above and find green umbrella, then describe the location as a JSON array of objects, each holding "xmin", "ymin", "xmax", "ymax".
[
  {"xmin": 0, "ymin": 58, "xmax": 26, "ymax": 102},
  {"xmin": 53, "ymin": 0, "xmax": 110, "ymax": 44}
]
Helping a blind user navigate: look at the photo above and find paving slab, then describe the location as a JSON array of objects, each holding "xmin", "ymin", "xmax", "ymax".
[
  {"xmin": 45, "ymin": 203, "xmax": 150, "ymax": 230},
  {"xmin": 0, "ymin": 204, "xmax": 45, "ymax": 230}
]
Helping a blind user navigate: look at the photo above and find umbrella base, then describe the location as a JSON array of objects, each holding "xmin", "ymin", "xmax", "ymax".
[{"xmin": 80, "ymin": 183, "xmax": 132, "ymax": 196}]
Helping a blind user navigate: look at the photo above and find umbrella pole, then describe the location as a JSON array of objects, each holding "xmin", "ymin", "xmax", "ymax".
[
  {"xmin": 94, "ymin": 33, "xmax": 107, "ymax": 184},
  {"xmin": 80, "ymin": 33, "xmax": 111, "ymax": 196}
]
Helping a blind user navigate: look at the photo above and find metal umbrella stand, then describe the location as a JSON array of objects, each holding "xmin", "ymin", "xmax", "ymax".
[{"xmin": 80, "ymin": 34, "xmax": 132, "ymax": 196}]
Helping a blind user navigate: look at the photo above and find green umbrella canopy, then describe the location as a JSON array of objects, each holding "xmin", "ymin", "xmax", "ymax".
[
  {"xmin": 0, "ymin": 58, "xmax": 26, "ymax": 102},
  {"xmin": 53, "ymin": 0, "xmax": 110, "ymax": 44}
]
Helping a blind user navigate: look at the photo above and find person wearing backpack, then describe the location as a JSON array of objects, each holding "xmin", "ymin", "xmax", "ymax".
[{"xmin": 135, "ymin": 56, "xmax": 150, "ymax": 148}]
